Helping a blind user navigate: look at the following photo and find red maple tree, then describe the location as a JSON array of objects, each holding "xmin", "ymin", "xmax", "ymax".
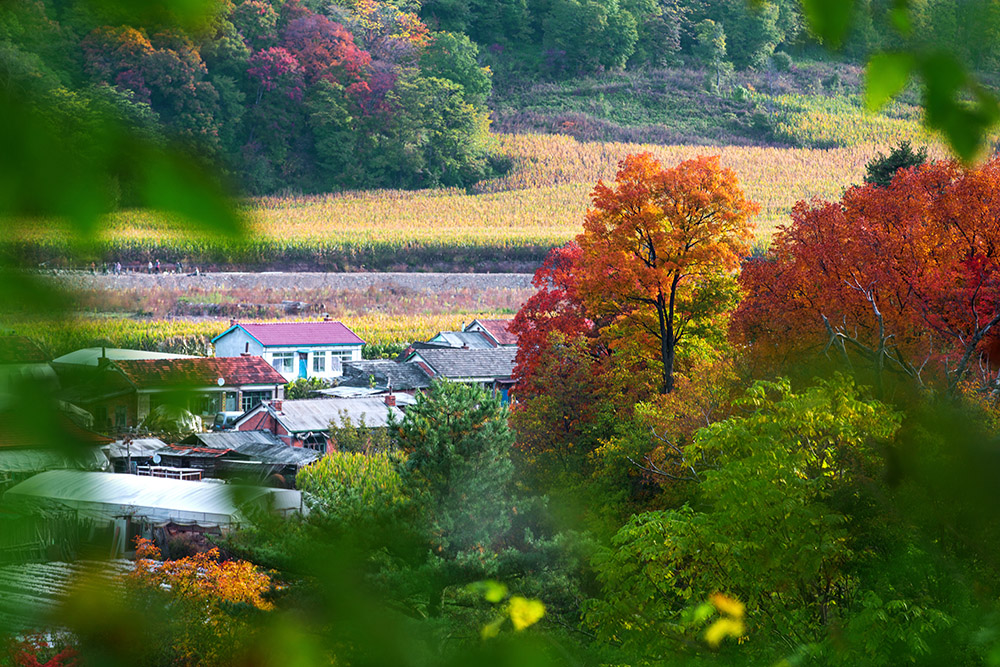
[{"xmin": 733, "ymin": 158, "xmax": 1000, "ymax": 395}]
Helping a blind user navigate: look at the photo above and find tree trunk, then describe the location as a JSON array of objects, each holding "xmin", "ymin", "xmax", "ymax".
[
  {"xmin": 657, "ymin": 289, "xmax": 675, "ymax": 394},
  {"xmin": 662, "ymin": 336, "xmax": 675, "ymax": 394}
]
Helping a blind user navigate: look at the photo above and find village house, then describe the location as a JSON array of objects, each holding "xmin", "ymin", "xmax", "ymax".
[
  {"xmin": 398, "ymin": 318, "xmax": 518, "ymax": 361},
  {"xmin": 65, "ymin": 356, "xmax": 286, "ymax": 432},
  {"xmin": 235, "ymin": 396, "xmax": 407, "ymax": 453},
  {"xmin": 212, "ymin": 319, "xmax": 365, "ymax": 382},
  {"xmin": 462, "ymin": 318, "xmax": 518, "ymax": 347},
  {"xmin": 51, "ymin": 347, "xmax": 197, "ymax": 389},
  {"xmin": 148, "ymin": 443, "xmax": 254, "ymax": 480},
  {"xmin": 404, "ymin": 347, "xmax": 517, "ymax": 402},
  {"xmin": 104, "ymin": 437, "xmax": 167, "ymax": 474}
]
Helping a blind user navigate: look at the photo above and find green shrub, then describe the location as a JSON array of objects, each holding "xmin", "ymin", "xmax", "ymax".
[{"xmin": 771, "ymin": 51, "xmax": 792, "ymax": 72}]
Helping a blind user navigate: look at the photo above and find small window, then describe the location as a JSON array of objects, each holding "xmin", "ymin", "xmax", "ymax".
[
  {"xmin": 333, "ymin": 349, "xmax": 354, "ymax": 362},
  {"xmin": 242, "ymin": 390, "xmax": 271, "ymax": 412},
  {"xmin": 114, "ymin": 405, "xmax": 126, "ymax": 427},
  {"xmin": 270, "ymin": 352, "xmax": 294, "ymax": 373},
  {"xmin": 313, "ymin": 352, "xmax": 326, "ymax": 373},
  {"xmin": 303, "ymin": 433, "xmax": 327, "ymax": 452}
]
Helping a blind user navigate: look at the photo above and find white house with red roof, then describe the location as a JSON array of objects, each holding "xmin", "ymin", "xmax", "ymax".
[{"xmin": 212, "ymin": 319, "xmax": 366, "ymax": 382}]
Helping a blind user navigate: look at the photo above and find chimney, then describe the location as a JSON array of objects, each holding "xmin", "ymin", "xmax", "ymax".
[
  {"xmin": 272, "ymin": 399, "xmax": 283, "ymax": 412},
  {"xmin": 230, "ymin": 318, "xmax": 237, "ymax": 326},
  {"xmin": 323, "ymin": 314, "xmax": 332, "ymax": 322},
  {"xmin": 384, "ymin": 394, "xmax": 396, "ymax": 407}
]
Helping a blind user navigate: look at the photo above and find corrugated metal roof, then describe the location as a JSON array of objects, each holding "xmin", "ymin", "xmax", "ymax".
[
  {"xmin": 108, "ymin": 438, "xmax": 168, "ymax": 459},
  {"xmin": 428, "ymin": 331, "xmax": 495, "ymax": 349},
  {"xmin": 232, "ymin": 321, "xmax": 365, "ymax": 347},
  {"xmin": 4, "ymin": 470, "xmax": 301, "ymax": 526},
  {"xmin": 114, "ymin": 356, "xmax": 286, "ymax": 389},
  {"xmin": 275, "ymin": 397, "xmax": 405, "ymax": 431},
  {"xmin": 182, "ymin": 431, "xmax": 320, "ymax": 467},
  {"xmin": 155, "ymin": 444, "xmax": 243, "ymax": 459},
  {"xmin": 184, "ymin": 430, "xmax": 282, "ymax": 449},
  {"xmin": 226, "ymin": 441, "xmax": 321, "ymax": 466}
]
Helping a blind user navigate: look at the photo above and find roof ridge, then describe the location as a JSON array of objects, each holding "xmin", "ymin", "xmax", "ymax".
[{"xmin": 239, "ymin": 320, "xmax": 349, "ymax": 325}]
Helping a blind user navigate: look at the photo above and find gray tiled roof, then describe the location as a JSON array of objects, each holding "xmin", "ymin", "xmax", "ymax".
[
  {"xmin": 274, "ymin": 397, "xmax": 405, "ymax": 432},
  {"xmin": 412, "ymin": 347, "xmax": 517, "ymax": 380},
  {"xmin": 184, "ymin": 430, "xmax": 282, "ymax": 450},
  {"xmin": 341, "ymin": 360, "xmax": 432, "ymax": 390}
]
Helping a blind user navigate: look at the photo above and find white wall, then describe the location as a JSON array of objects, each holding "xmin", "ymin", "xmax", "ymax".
[
  {"xmin": 263, "ymin": 345, "xmax": 362, "ymax": 382},
  {"xmin": 215, "ymin": 328, "xmax": 265, "ymax": 358}
]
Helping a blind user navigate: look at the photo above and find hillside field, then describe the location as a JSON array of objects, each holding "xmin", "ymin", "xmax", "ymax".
[{"xmin": 12, "ymin": 131, "xmax": 932, "ymax": 272}]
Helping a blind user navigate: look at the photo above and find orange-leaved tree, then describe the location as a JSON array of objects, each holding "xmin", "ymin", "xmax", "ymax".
[
  {"xmin": 127, "ymin": 538, "xmax": 275, "ymax": 665},
  {"xmin": 732, "ymin": 157, "xmax": 1000, "ymax": 396},
  {"xmin": 576, "ymin": 153, "xmax": 758, "ymax": 394}
]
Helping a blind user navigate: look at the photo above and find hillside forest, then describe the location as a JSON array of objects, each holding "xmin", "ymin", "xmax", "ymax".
[{"xmin": 6, "ymin": 0, "xmax": 999, "ymax": 198}]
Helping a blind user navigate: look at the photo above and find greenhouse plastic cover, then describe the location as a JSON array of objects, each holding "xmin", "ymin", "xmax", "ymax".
[
  {"xmin": 3, "ymin": 470, "xmax": 302, "ymax": 527},
  {"xmin": 0, "ymin": 447, "xmax": 108, "ymax": 474}
]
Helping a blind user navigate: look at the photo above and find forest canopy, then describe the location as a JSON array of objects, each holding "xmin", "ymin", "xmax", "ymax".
[
  {"xmin": 0, "ymin": 0, "xmax": 497, "ymax": 195},
  {"xmin": 5, "ymin": 0, "xmax": 1000, "ymax": 199}
]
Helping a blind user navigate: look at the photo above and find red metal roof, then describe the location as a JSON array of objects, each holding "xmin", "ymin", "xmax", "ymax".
[
  {"xmin": 114, "ymin": 356, "xmax": 286, "ymax": 389},
  {"xmin": 237, "ymin": 321, "xmax": 365, "ymax": 347},
  {"xmin": 471, "ymin": 319, "xmax": 518, "ymax": 346}
]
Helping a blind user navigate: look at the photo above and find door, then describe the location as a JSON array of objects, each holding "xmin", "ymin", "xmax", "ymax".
[{"xmin": 298, "ymin": 352, "xmax": 308, "ymax": 378}]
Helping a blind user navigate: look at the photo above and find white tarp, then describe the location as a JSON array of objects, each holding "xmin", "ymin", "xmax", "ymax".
[
  {"xmin": 4, "ymin": 470, "xmax": 302, "ymax": 527},
  {"xmin": 0, "ymin": 447, "xmax": 108, "ymax": 474}
]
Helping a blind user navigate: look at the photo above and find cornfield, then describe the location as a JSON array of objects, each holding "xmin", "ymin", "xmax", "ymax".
[
  {"xmin": 5, "ymin": 313, "xmax": 502, "ymax": 358},
  {"xmin": 9, "ymin": 132, "xmax": 944, "ymax": 267}
]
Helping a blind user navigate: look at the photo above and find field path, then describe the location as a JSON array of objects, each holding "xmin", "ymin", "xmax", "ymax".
[{"xmin": 59, "ymin": 271, "xmax": 535, "ymax": 293}]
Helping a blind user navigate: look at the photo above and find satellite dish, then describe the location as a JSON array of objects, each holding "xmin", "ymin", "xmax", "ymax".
[
  {"xmin": 152, "ymin": 453, "xmax": 161, "ymax": 464},
  {"xmin": 217, "ymin": 377, "xmax": 225, "ymax": 386}
]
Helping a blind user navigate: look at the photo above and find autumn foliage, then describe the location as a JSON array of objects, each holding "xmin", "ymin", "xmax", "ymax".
[
  {"xmin": 733, "ymin": 157, "xmax": 1000, "ymax": 394},
  {"xmin": 127, "ymin": 538, "xmax": 275, "ymax": 665},
  {"xmin": 510, "ymin": 242, "xmax": 597, "ymax": 397},
  {"xmin": 576, "ymin": 153, "xmax": 757, "ymax": 393}
]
